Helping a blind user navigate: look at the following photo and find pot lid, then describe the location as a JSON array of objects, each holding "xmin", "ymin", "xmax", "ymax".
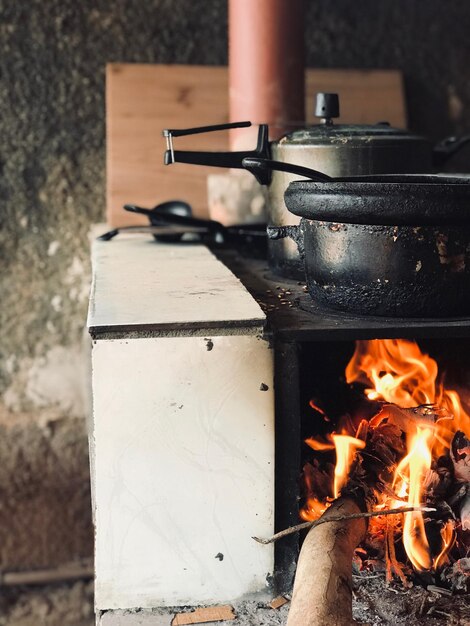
[
  {"xmin": 284, "ymin": 175, "xmax": 470, "ymax": 226},
  {"xmin": 278, "ymin": 92, "xmax": 427, "ymax": 146}
]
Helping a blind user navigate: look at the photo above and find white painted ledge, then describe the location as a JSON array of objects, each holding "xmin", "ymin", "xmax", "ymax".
[{"xmin": 87, "ymin": 236, "xmax": 265, "ymax": 333}]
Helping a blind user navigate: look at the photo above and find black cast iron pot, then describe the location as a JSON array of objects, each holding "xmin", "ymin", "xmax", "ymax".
[{"xmin": 243, "ymin": 157, "xmax": 470, "ymax": 318}]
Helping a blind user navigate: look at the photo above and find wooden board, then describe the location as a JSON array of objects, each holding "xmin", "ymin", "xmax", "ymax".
[
  {"xmin": 106, "ymin": 64, "xmax": 406, "ymax": 226},
  {"xmin": 172, "ymin": 605, "xmax": 236, "ymax": 625}
]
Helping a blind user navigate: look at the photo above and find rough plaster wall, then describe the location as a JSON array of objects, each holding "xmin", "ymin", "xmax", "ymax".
[
  {"xmin": 1, "ymin": 0, "xmax": 470, "ymax": 573},
  {"xmin": 0, "ymin": 581, "xmax": 93, "ymax": 626},
  {"xmin": 304, "ymin": 0, "xmax": 470, "ymax": 162},
  {"xmin": 0, "ymin": 1, "xmax": 227, "ymax": 404},
  {"xmin": 0, "ymin": 410, "xmax": 93, "ymax": 570},
  {"xmin": 0, "ymin": 0, "xmax": 227, "ymax": 571}
]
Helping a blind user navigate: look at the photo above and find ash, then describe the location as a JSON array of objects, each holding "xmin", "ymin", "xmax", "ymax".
[
  {"xmin": 97, "ymin": 583, "xmax": 469, "ymax": 625},
  {"xmin": 352, "ymin": 575, "xmax": 470, "ymax": 625},
  {"xmin": 1, "ymin": 580, "xmax": 468, "ymax": 625},
  {"xmin": 102, "ymin": 602, "xmax": 291, "ymax": 626}
]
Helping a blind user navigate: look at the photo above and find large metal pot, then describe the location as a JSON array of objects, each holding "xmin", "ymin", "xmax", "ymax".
[
  {"xmin": 163, "ymin": 93, "xmax": 470, "ymax": 278},
  {"xmin": 245, "ymin": 157, "xmax": 470, "ymax": 318},
  {"xmin": 297, "ymin": 220, "xmax": 470, "ymax": 317}
]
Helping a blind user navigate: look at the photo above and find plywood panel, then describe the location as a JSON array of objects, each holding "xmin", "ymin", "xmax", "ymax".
[
  {"xmin": 107, "ymin": 64, "xmax": 405, "ymax": 226},
  {"xmin": 305, "ymin": 69, "xmax": 406, "ymax": 126}
]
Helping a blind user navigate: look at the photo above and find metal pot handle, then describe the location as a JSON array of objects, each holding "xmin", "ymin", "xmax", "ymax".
[
  {"xmin": 267, "ymin": 225, "xmax": 304, "ymax": 260},
  {"xmin": 433, "ymin": 134, "xmax": 470, "ymax": 167},
  {"xmin": 243, "ymin": 156, "xmax": 332, "ymax": 182},
  {"xmin": 163, "ymin": 122, "xmax": 272, "ymax": 184}
]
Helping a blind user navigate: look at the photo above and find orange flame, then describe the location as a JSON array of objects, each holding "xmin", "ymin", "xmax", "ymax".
[
  {"xmin": 346, "ymin": 339, "xmax": 438, "ymax": 407},
  {"xmin": 393, "ymin": 427, "xmax": 433, "ymax": 570},
  {"xmin": 300, "ymin": 497, "xmax": 326, "ymax": 521},
  {"xmin": 346, "ymin": 339, "xmax": 470, "ymax": 450},
  {"xmin": 434, "ymin": 520, "xmax": 456, "ymax": 569},
  {"xmin": 304, "ymin": 432, "xmax": 365, "ymax": 505},
  {"xmin": 305, "ymin": 437, "xmax": 334, "ymax": 451},
  {"xmin": 331, "ymin": 434, "xmax": 366, "ymax": 498},
  {"xmin": 346, "ymin": 339, "xmax": 468, "ymax": 571}
]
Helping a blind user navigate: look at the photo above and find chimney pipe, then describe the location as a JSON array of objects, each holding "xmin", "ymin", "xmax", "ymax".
[{"xmin": 228, "ymin": 0, "xmax": 305, "ymax": 150}]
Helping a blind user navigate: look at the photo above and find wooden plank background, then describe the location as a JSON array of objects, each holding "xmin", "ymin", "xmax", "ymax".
[{"xmin": 106, "ymin": 64, "xmax": 405, "ymax": 226}]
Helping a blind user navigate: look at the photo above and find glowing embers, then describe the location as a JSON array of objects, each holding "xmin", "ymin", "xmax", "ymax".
[{"xmin": 302, "ymin": 339, "xmax": 470, "ymax": 579}]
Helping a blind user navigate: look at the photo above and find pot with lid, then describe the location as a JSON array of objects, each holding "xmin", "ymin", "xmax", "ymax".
[{"xmin": 163, "ymin": 92, "xmax": 470, "ymax": 278}]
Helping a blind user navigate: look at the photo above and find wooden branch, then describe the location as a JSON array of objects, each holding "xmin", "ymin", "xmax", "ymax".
[
  {"xmin": 253, "ymin": 505, "xmax": 436, "ymax": 545},
  {"xmin": 385, "ymin": 518, "xmax": 410, "ymax": 587},
  {"xmin": 286, "ymin": 497, "xmax": 367, "ymax": 626}
]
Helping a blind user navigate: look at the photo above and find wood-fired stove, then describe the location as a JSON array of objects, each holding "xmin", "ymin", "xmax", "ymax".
[{"xmin": 88, "ymin": 236, "xmax": 470, "ymax": 622}]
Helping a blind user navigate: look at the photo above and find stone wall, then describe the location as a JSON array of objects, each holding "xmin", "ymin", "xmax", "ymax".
[{"xmin": 0, "ymin": 0, "xmax": 470, "ymax": 571}]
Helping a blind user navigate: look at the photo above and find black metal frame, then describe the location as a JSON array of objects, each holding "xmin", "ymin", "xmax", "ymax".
[{"xmin": 273, "ymin": 340, "xmax": 302, "ymax": 592}]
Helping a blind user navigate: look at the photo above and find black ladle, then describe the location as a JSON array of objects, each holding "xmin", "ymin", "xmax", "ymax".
[
  {"xmin": 124, "ymin": 203, "xmax": 226, "ymax": 234},
  {"xmin": 98, "ymin": 201, "xmax": 266, "ymax": 243},
  {"xmin": 98, "ymin": 200, "xmax": 199, "ymax": 242},
  {"xmin": 125, "ymin": 204, "xmax": 267, "ymax": 241}
]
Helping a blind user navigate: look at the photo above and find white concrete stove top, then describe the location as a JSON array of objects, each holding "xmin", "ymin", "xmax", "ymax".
[
  {"xmin": 88, "ymin": 236, "xmax": 274, "ymax": 614},
  {"xmin": 88, "ymin": 237, "xmax": 265, "ymax": 334}
]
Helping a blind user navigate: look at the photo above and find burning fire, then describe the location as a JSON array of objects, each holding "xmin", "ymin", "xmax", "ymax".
[
  {"xmin": 393, "ymin": 426, "xmax": 433, "ymax": 570},
  {"xmin": 346, "ymin": 339, "xmax": 469, "ymax": 451},
  {"xmin": 331, "ymin": 434, "xmax": 366, "ymax": 498},
  {"xmin": 302, "ymin": 339, "xmax": 470, "ymax": 575}
]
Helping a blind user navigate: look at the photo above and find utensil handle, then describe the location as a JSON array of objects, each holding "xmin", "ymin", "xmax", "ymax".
[
  {"xmin": 163, "ymin": 149, "xmax": 259, "ymax": 169},
  {"xmin": 267, "ymin": 224, "xmax": 304, "ymax": 259},
  {"xmin": 163, "ymin": 124, "xmax": 272, "ymax": 184},
  {"xmin": 163, "ymin": 121, "xmax": 251, "ymax": 138},
  {"xmin": 433, "ymin": 133, "xmax": 470, "ymax": 167},
  {"xmin": 97, "ymin": 225, "xmax": 206, "ymax": 241},
  {"xmin": 242, "ymin": 157, "xmax": 332, "ymax": 182},
  {"xmin": 124, "ymin": 204, "xmax": 224, "ymax": 232},
  {"xmin": 122, "ymin": 205, "xmax": 154, "ymax": 217}
]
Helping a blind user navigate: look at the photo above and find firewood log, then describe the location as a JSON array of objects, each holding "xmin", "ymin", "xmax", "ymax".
[{"xmin": 286, "ymin": 497, "xmax": 367, "ymax": 626}]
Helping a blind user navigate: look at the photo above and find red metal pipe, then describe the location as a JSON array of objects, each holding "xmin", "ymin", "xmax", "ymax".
[{"xmin": 229, "ymin": 0, "xmax": 305, "ymax": 150}]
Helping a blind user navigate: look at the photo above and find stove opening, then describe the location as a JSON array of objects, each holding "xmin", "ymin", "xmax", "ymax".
[{"xmin": 296, "ymin": 338, "xmax": 470, "ymax": 590}]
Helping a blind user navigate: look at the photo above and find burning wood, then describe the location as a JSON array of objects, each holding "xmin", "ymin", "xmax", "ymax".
[
  {"xmin": 321, "ymin": 343, "xmax": 467, "ymax": 568},
  {"xmin": 285, "ymin": 339, "xmax": 470, "ymax": 623},
  {"xmin": 287, "ymin": 497, "xmax": 367, "ymax": 626}
]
